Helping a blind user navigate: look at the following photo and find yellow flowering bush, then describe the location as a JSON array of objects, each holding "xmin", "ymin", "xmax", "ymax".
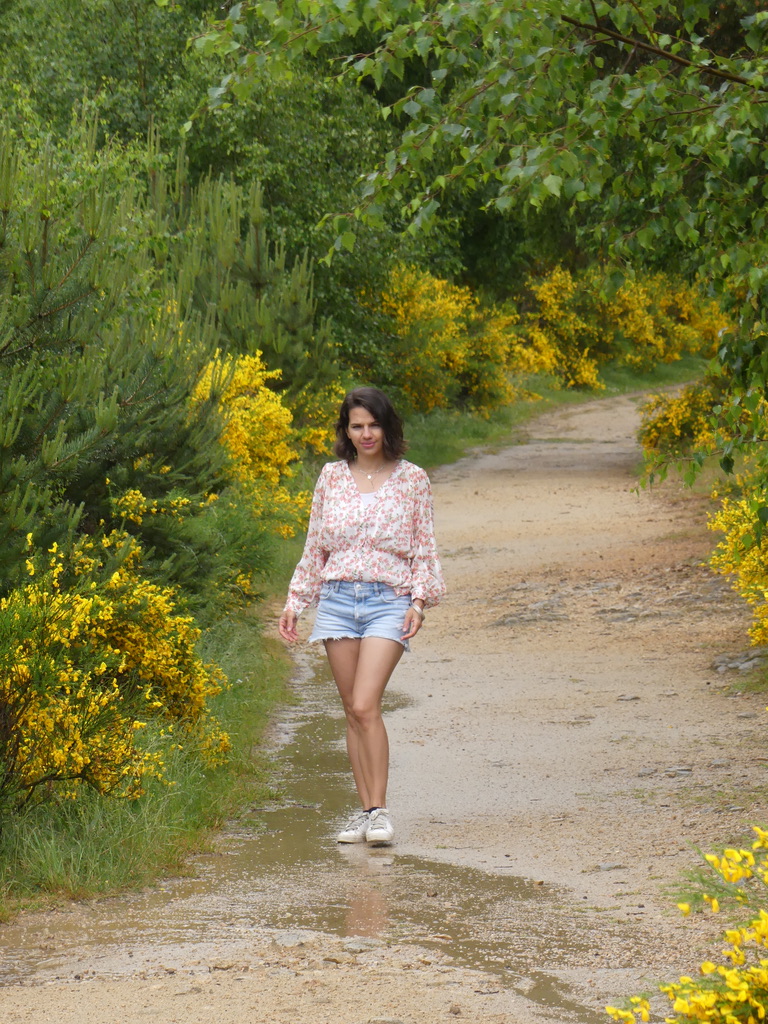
[
  {"xmin": 603, "ymin": 272, "xmax": 730, "ymax": 370},
  {"xmin": 709, "ymin": 495, "xmax": 768, "ymax": 648},
  {"xmin": 377, "ymin": 263, "xmax": 474, "ymax": 411},
  {"xmin": 516, "ymin": 266, "xmax": 606, "ymax": 389},
  {"xmin": 639, "ymin": 382, "xmax": 721, "ymax": 457},
  {"xmin": 0, "ymin": 533, "xmax": 230, "ymax": 809},
  {"xmin": 369, "ymin": 263, "xmax": 728, "ymax": 409},
  {"xmin": 376, "ymin": 263, "xmax": 517, "ymax": 412},
  {"xmin": 607, "ymin": 828, "xmax": 768, "ymax": 1024},
  {"xmin": 194, "ymin": 350, "xmax": 310, "ymax": 539},
  {"xmin": 515, "ymin": 267, "xmax": 731, "ymax": 390},
  {"xmin": 460, "ymin": 302, "xmax": 519, "ymax": 412}
]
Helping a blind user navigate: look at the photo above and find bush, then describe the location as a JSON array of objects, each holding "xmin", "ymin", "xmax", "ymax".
[
  {"xmin": 514, "ymin": 267, "xmax": 730, "ymax": 390},
  {"xmin": 709, "ymin": 494, "xmax": 768, "ymax": 649},
  {"xmin": 373, "ymin": 263, "xmax": 517, "ymax": 413},
  {"xmin": 0, "ymin": 534, "xmax": 228, "ymax": 813},
  {"xmin": 639, "ymin": 381, "xmax": 722, "ymax": 458},
  {"xmin": 607, "ymin": 827, "xmax": 768, "ymax": 1024},
  {"xmin": 194, "ymin": 350, "xmax": 307, "ymax": 527}
]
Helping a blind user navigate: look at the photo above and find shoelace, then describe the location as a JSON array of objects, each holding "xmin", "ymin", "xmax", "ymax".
[
  {"xmin": 346, "ymin": 813, "xmax": 368, "ymax": 829},
  {"xmin": 367, "ymin": 814, "xmax": 390, "ymax": 831}
]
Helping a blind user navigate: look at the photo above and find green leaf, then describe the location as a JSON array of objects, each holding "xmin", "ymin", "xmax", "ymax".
[{"xmin": 563, "ymin": 177, "xmax": 584, "ymax": 199}]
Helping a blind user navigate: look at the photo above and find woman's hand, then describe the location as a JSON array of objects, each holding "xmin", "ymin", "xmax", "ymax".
[
  {"xmin": 401, "ymin": 603, "xmax": 425, "ymax": 641},
  {"xmin": 279, "ymin": 608, "xmax": 299, "ymax": 642}
]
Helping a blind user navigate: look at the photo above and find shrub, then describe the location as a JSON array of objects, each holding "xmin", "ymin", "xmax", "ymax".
[
  {"xmin": 709, "ymin": 495, "xmax": 768, "ymax": 649},
  {"xmin": 608, "ymin": 273, "xmax": 730, "ymax": 369},
  {"xmin": 0, "ymin": 533, "xmax": 229, "ymax": 813},
  {"xmin": 514, "ymin": 267, "xmax": 730, "ymax": 390},
  {"xmin": 193, "ymin": 349, "xmax": 310, "ymax": 536},
  {"xmin": 374, "ymin": 263, "xmax": 517, "ymax": 413},
  {"xmin": 639, "ymin": 381, "xmax": 721, "ymax": 457},
  {"xmin": 518, "ymin": 266, "xmax": 606, "ymax": 389},
  {"xmin": 607, "ymin": 827, "xmax": 768, "ymax": 1024}
]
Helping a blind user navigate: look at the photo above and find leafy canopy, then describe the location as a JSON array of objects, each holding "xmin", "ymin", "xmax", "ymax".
[{"xmin": 197, "ymin": 1, "xmax": 768, "ymax": 329}]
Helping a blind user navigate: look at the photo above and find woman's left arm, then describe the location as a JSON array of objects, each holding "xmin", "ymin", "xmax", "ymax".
[{"xmin": 409, "ymin": 469, "xmax": 446, "ymax": 611}]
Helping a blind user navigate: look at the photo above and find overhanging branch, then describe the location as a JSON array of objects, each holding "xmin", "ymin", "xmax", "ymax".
[{"xmin": 561, "ymin": 15, "xmax": 761, "ymax": 90}]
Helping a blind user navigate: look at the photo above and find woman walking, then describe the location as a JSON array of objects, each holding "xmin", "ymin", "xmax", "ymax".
[{"xmin": 278, "ymin": 387, "xmax": 445, "ymax": 845}]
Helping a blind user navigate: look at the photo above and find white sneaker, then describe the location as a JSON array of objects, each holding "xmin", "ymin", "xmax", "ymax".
[
  {"xmin": 365, "ymin": 808, "xmax": 394, "ymax": 845},
  {"xmin": 336, "ymin": 810, "xmax": 370, "ymax": 843}
]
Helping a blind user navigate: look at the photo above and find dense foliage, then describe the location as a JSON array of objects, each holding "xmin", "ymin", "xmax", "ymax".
[
  {"xmin": 199, "ymin": 0, "xmax": 768, "ymax": 455},
  {"xmin": 0, "ymin": 119, "xmax": 318, "ymax": 811}
]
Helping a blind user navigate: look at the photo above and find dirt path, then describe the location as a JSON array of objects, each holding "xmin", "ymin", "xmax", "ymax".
[{"xmin": 1, "ymin": 391, "xmax": 765, "ymax": 1024}]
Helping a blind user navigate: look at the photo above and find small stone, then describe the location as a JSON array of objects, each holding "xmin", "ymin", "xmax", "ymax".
[
  {"xmin": 273, "ymin": 931, "xmax": 310, "ymax": 947},
  {"xmin": 598, "ymin": 862, "xmax": 627, "ymax": 871},
  {"xmin": 616, "ymin": 694, "xmax": 640, "ymax": 701},
  {"xmin": 449, "ymin": 1006, "xmax": 462, "ymax": 1016},
  {"xmin": 737, "ymin": 713, "xmax": 758, "ymax": 719},
  {"xmin": 343, "ymin": 938, "xmax": 383, "ymax": 954},
  {"xmin": 710, "ymin": 760, "xmax": 728, "ymax": 768},
  {"xmin": 636, "ymin": 768, "xmax": 655, "ymax": 777}
]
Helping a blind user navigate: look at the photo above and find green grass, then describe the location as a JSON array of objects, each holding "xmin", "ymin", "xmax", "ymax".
[
  {"xmin": 599, "ymin": 352, "xmax": 708, "ymax": 395},
  {"xmin": 0, "ymin": 612, "xmax": 291, "ymax": 919}
]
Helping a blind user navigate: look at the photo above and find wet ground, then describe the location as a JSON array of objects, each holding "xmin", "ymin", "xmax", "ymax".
[{"xmin": 0, "ymin": 656, "xmax": 605, "ymax": 1022}]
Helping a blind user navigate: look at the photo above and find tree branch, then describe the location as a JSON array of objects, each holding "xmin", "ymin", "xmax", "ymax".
[{"xmin": 560, "ymin": 15, "xmax": 761, "ymax": 90}]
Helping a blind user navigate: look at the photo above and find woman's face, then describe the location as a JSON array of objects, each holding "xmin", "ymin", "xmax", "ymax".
[{"xmin": 346, "ymin": 405, "xmax": 385, "ymax": 460}]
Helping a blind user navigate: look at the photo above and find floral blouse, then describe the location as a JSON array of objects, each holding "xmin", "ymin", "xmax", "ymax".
[{"xmin": 285, "ymin": 459, "xmax": 446, "ymax": 616}]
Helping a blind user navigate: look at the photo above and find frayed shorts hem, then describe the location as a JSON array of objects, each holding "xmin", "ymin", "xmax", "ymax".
[{"xmin": 309, "ymin": 632, "xmax": 410, "ymax": 652}]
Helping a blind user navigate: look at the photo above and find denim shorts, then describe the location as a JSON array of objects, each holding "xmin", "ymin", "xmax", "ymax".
[{"xmin": 309, "ymin": 580, "xmax": 412, "ymax": 651}]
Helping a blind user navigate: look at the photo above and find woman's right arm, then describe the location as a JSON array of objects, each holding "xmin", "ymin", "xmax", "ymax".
[{"xmin": 279, "ymin": 466, "xmax": 330, "ymax": 641}]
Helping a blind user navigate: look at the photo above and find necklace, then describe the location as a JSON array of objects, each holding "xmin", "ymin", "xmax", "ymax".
[{"xmin": 353, "ymin": 461, "xmax": 386, "ymax": 481}]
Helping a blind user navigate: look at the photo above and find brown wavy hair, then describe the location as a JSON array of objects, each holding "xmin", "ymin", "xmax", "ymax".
[{"xmin": 334, "ymin": 387, "xmax": 407, "ymax": 461}]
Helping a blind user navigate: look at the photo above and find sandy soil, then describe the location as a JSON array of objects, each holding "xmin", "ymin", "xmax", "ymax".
[{"xmin": 1, "ymin": 391, "xmax": 766, "ymax": 1024}]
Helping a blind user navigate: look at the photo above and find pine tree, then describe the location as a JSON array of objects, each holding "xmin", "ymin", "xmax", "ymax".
[
  {"xmin": 0, "ymin": 122, "xmax": 337, "ymax": 602},
  {"xmin": 0, "ymin": 126, "xmax": 229, "ymax": 595},
  {"xmin": 145, "ymin": 145, "xmax": 338, "ymax": 397}
]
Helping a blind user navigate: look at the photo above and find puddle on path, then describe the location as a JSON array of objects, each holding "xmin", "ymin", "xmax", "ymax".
[{"xmin": 0, "ymin": 655, "xmax": 603, "ymax": 1023}]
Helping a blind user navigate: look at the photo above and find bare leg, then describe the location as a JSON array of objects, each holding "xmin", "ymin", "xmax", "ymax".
[{"xmin": 324, "ymin": 636, "xmax": 404, "ymax": 808}]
